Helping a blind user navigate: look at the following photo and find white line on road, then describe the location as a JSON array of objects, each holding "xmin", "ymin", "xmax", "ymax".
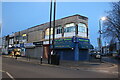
[
  {"xmin": 0, "ymin": 70, "xmax": 15, "ymax": 80},
  {"xmin": 6, "ymin": 72, "xmax": 15, "ymax": 80}
]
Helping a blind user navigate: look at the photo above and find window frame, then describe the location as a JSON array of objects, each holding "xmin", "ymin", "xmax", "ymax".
[
  {"xmin": 78, "ymin": 23, "xmax": 87, "ymax": 33},
  {"xmin": 64, "ymin": 23, "xmax": 76, "ymax": 33},
  {"xmin": 56, "ymin": 25, "xmax": 62, "ymax": 34},
  {"xmin": 45, "ymin": 27, "xmax": 53, "ymax": 36}
]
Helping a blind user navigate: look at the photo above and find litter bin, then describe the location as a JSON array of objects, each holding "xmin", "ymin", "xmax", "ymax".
[{"xmin": 51, "ymin": 54, "xmax": 60, "ymax": 65}]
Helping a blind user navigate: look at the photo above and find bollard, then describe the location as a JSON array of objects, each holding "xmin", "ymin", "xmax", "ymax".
[
  {"xmin": 15, "ymin": 55, "xmax": 17, "ymax": 59},
  {"xmin": 40, "ymin": 56, "xmax": 42, "ymax": 64}
]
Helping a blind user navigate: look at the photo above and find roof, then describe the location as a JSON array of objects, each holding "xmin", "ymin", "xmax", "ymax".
[{"xmin": 28, "ymin": 14, "xmax": 88, "ymax": 29}]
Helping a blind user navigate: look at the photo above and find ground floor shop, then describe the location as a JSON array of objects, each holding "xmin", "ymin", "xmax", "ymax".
[
  {"xmin": 24, "ymin": 42, "xmax": 43, "ymax": 59},
  {"xmin": 12, "ymin": 37, "xmax": 93, "ymax": 61},
  {"xmin": 44, "ymin": 37, "xmax": 93, "ymax": 61}
]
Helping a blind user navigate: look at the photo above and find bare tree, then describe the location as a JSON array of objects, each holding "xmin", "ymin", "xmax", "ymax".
[
  {"xmin": 103, "ymin": 1, "xmax": 120, "ymax": 42},
  {"xmin": 103, "ymin": 1, "xmax": 120, "ymax": 54}
]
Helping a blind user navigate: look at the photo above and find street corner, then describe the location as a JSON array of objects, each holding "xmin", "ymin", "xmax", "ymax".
[
  {"xmin": 69, "ymin": 61, "xmax": 118, "ymax": 71},
  {"xmin": 101, "ymin": 61, "xmax": 118, "ymax": 69}
]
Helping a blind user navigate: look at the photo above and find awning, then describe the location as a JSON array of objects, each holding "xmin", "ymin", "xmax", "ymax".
[{"xmin": 79, "ymin": 42, "xmax": 94, "ymax": 49}]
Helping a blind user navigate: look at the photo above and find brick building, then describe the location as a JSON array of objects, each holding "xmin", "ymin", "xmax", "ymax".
[{"xmin": 3, "ymin": 14, "xmax": 93, "ymax": 61}]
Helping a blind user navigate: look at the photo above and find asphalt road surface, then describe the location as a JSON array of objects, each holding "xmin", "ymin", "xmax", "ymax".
[
  {"xmin": 102, "ymin": 56, "xmax": 120, "ymax": 64},
  {"xmin": 2, "ymin": 57, "xmax": 118, "ymax": 79}
]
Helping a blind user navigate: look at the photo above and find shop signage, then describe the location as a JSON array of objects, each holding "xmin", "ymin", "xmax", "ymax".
[
  {"xmin": 24, "ymin": 43, "xmax": 35, "ymax": 47},
  {"xmin": 15, "ymin": 44, "xmax": 20, "ymax": 47},
  {"xmin": 33, "ymin": 41, "xmax": 43, "ymax": 45},
  {"xmin": 20, "ymin": 43, "xmax": 24, "ymax": 47}
]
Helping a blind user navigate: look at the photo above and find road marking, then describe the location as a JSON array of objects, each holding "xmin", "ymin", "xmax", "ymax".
[
  {"xmin": 0, "ymin": 70, "xmax": 15, "ymax": 80},
  {"xmin": 6, "ymin": 72, "xmax": 15, "ymax": 80}
]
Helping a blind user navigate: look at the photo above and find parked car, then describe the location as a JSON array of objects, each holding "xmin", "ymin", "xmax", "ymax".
[
  {"xmin": 89, "ymin": 52, "xmax": 102, "ymax": 59},
  {"xmin": 95, "ymin": 54, "xmax": 102, "ymax": 59},
  {"xmin": 89, "ymin": 52, "xmax": 96, "ymax": 57}
]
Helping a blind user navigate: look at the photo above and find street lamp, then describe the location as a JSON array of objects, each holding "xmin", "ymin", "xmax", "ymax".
[
  {"xmin": 48, "ymin": 0, "xmax": 53, "ymax": 64},
  {"xmin": 101, "ymin": 17, "xmax": 106, "ymax": 21},
  {"xmin": 48, "ymin": 0, "xmax": 56, "ymax": 64},
  {"xmin": 52, "ymin": 0, "xmax": 56, "ymax": 55},
  {"xmin": 99, "ymin": 17, "xmax": 106, "ymax": 55}
]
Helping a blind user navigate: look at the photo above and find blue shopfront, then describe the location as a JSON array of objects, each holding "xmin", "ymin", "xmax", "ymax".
[{"xmin": 51, "ymin": 36, "xmax": 93, "ymax": 61}]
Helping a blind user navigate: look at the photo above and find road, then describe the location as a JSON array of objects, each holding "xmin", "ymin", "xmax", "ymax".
[
  {"xmin": 102, "ymin": 56, "xmax": 120, "ymax": 64},
  {"xmin": 2, "ymin": 57, "xmax": 118, "ymax": 79}
]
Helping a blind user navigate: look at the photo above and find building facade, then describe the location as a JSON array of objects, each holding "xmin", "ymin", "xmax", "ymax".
[{"xmin": 2, "ymin": 14, "xmax": 93, "ymax": 61}]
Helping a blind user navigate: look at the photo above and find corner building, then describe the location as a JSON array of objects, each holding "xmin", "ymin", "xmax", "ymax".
[{"xmin": 13, "ymin": 14, "xmax": 93, "ymax": 61}]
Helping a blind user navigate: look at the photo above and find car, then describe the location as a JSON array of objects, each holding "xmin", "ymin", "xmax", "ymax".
[
  {"xmin": 89, "ymin": 52, "xmax": 102, "ymax": 59},
  {"xmin": 89, "ymin": 52, "xmax": 96, "ymax": 57},
  {"xmin": 95, "ymin": 54, "xmax": 102, "ymax": 59}
]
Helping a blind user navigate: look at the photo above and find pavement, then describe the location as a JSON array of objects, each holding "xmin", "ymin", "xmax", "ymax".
[
  {"xmin": 2, "ymin": 55, "xmax": 118, "ymax": 74},
  {"xmin": 2, "ymin": 56, "xmax": 118, "ymax": 78}
]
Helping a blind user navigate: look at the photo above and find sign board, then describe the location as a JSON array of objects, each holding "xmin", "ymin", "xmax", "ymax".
[
  {"xmin": 33, "ymin": 41, "xmax": 43, "ymax": 47},
  {"xmin": 14, "ymin": 44, "xmax": 20, "ymax": 47},
  {"xmin": 24, "ymin": 43, "xmax": 35, "ymax": 48},
  {"xmin": 20, "ymin": 43, "xmax": 24, "ymax": 48},
  {"xmin": 33, "ymin": 41, "xmax": 43, "ymax": 45},
  {"xmin": 72, "ymin": 36, "xmax": 89, "ymax": 43}
]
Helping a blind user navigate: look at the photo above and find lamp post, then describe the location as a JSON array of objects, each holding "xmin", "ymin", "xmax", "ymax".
[
  {"xmin": 0, "ymin": 23, "xmax": 2, "ymax": 54},
  {"xmin": 52, "ymin": 0, "xmax": 56, "ymax": 55},
  {"xmin": 99, "ymin": 17, "xmax": 106, "ymax": 55},
  {"xmin": 0, "ymin": 23, "xmax": 2, "ymax": 46},
  {"xmin": 48, "ymin": 0, "xmax": 53, "ymax": 64},
  {"xmin": 48, "ymin": 0, "xmax": 56, "ymax": 64}
]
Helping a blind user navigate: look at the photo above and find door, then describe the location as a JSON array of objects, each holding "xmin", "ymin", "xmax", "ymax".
[{"xmin": 43, "ymin": 46, "xmax": 49, "ymax": 59}]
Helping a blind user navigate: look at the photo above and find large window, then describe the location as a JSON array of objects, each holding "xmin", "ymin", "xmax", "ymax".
[
  {"xmin": 64, "ymin": 23, "xmax": 75, "ymax": 33},
  {"xmin": 22, "ymin": 34, "xmax": 27, "ymax": 40},
  {"xmin": 78, "ymin": 23, "xmax": 87, "ymax": 33},
  {"xmin": 45, "ymin": 28, "xmax": 53, "ymax": 36},
  {"xmin": 56, "ymin": 26, "xmax": 62, "ymax": 34}
]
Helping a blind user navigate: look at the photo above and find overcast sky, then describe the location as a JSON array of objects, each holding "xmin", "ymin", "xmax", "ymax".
[{"xmin": 2, "ymin": 2, "xmax": 111, "ymax": 47}]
